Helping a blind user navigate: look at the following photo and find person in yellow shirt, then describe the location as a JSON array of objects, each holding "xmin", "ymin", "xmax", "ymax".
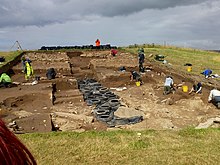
[{"xmin": 24, "ymin": 59, "xmax": 34, "ymax": 81}]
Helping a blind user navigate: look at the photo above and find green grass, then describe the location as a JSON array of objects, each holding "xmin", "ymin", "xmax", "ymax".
[
  {"xmin": 120, "ymin": 45, "xmax": 220, "ymax": 76},
  {"xmin": 0, "ymin": 51, "xmax": 22, "ymax": 66},
  {"xmin": 18, "ymin": 128, "xmax": 220, "ymax": 165}
]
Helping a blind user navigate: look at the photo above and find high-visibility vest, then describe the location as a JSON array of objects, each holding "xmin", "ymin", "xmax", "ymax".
[
  {"xmin": 96, "ymin": 39, "xmax": 100, "ymax": 46},
  {"xmin": 0, "ymin": 73, "xmax": 11, "ymax": 83},
  {"xmin": 25, "ymin": 62, "xmax": 34, "ymax": 76}
]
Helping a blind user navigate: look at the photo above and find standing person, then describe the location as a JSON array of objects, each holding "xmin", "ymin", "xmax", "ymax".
[
  {"xmin": 24, "ymin": 59, "xmax": 34, "ymax": 81},
  {"xmin": 163, "ymin": 76, "xmax": 174, "ymax": 95},
  {"xmin": 0, "ymin": 73, "xmax": 12, "ymax": 88},
  {"xmin": 0, "ymin": 119, "xmax": 37, "ymax": 165},
  {"xmin": 189, "ymin": 81, "xmax": 202, "ymax": 94},
  {"xmin": 208, "ymin": 88, "xmax": 220, "ymax": 108},
  {"xmin": 130, "ymin": 71, "xmax": 143, "ymax": 85},
  {"xmin": 95, "ymin": 39, "xmax": 100, "ymax": 48},
  {"xmin": 138, "ymin": 48, "xmax": 145, "ymax": 73}
]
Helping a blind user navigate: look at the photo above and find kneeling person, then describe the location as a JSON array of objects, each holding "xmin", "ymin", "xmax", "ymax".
[
  {"xmin": 208, "ymin": 88, "xmax": 220, "ymax": 108},
  {"xmin": 0, "ymin": 73, "xmax": 12, "ymax": 88},
  {"xmin": 130, "ymin": 71, "xmax": 143, "ymax": 85},
  {"xmin": 163, "ymin": 76, "xmax": 174, "ymax": 95},
  {"xmin": 189, "ymin": 81, "xmax": 202, "ymax": 94}
]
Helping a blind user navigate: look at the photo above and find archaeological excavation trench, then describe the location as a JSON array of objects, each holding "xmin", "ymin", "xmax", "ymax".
[{"xmin": 1, "ymin": 50, "xmax": 220, "ymax": 133}]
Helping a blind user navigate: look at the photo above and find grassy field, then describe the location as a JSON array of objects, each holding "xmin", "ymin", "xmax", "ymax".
[
  {"xmin": 19, "ymin": 128, "xmax": 220, "ymax": 165},
  {"xmin": 121, "ymin": 45, "xmax": 220, "ymax": 76},
  {"xmin": 0, "ymin": 51, "xmax": 22, "ymax": 66}
]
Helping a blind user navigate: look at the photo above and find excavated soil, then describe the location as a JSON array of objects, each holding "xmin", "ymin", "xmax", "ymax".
[{"xmin": 1, "ymin": 50, "xmax": 220, "ymax": 133}]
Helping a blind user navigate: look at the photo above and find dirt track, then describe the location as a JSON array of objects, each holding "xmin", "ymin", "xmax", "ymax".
[{"xmin": 1, "ymin": 50, "xmax": 220, "ymax": 133}]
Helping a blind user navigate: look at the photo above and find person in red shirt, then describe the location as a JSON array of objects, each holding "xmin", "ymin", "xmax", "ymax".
[
  {"xmin": 111, "ymin": 49, "xmax": 118, "ymax": 57},
  {"xmin": 95, "ymin": 39, "xmax": 100, "ymax": 47}
]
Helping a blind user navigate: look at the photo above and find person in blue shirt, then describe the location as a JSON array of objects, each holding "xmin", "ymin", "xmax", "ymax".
[{"xmin": 201, "ymin": 69, "xmax": 212, "ymax": 78}]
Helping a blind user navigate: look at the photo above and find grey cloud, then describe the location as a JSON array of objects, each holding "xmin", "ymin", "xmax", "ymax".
[
  {"xmin": 86, "ymin": 0, "xmax": 210, "ymax": 16},
  {"xmin": 0, "ymin": 0, "xmax": 210, "ymax": 28},
  {"xmin": 1, "ymin": 0, "xmax": 220, "ymax": 51}
]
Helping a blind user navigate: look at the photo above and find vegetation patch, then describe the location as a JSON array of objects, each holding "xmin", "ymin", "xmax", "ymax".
[
  {"xmin": 122, "ymin": 45, "xmax": 220, "ymax": 76},
  {"xmin": 18, "ymin": 129, "xmax": 220, "ymax": 165},
  {"xmin": 0, "ymin": 51, "xmax": 22, "ymax": 67}
]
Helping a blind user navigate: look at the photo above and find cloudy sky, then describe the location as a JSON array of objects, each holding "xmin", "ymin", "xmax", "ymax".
[{"xmin": 0, "ymin": 0, "xmax": 220, "ymax": 51}]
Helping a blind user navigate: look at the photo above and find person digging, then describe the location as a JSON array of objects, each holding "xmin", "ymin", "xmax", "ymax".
[
  {"xmin": 163, "ymin": 76, "xmax": 175, "ymax": 95},
  {"xmin": 208, "ymin": 88, "xmax": 220, "ymax": 109},
  {"xmin": 189, "ymin": 81, "xmax": 202, "ymax": 95},
  {"xmin": 130, "ymin": 71, "xmax": 143, "ymax": 85},
  {"xmin": 0, "ymin": 73, "xmax": 12, "ymax": 88}
]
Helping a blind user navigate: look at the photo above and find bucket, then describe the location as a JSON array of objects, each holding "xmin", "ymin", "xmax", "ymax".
[
  {"xmin": 136, "ymin": 81, "xmax": 141, "ymax": 87},
  {"xmin": 182, "ymin": 85, "xmax": 188, "ymax": 92},
  {"xmin": 187, "ymin": 66, "xmax": 192, "ymax": 72}
]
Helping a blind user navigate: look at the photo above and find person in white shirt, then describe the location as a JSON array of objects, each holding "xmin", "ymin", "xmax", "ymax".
[{"xmin": 208, "ymin": 88, "xmax": 220, "ymax": 108}]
